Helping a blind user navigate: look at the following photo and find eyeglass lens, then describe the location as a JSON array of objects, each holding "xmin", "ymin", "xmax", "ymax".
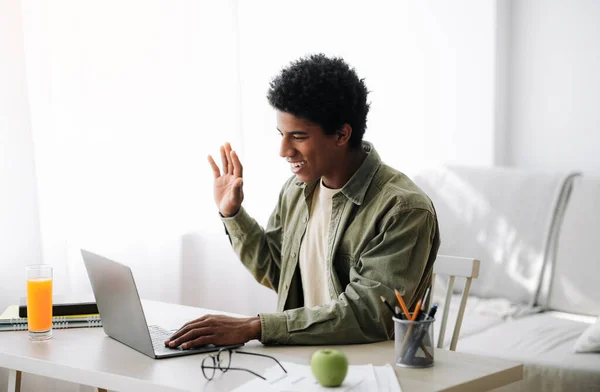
[
  {"xmin": 217, "ymin": 349, "xmax": 232, "ymax": 372},
  {"xmin": 201, "ymin": 355, "xmax": 216, "ymax": 381}
]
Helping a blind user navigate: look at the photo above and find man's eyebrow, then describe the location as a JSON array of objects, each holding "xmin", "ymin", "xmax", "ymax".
[{"xmin": 276, "ymin": 128, "xmax": 309, "ymax": 135}]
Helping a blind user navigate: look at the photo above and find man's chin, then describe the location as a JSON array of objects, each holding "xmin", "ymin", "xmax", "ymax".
[{"xmin": 295, "ymin": 173, "xmax": 318, "ymax": 183}]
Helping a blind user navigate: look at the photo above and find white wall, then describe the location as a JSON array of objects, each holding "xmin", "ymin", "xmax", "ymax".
[
  {"xmin": 0, "ymin": 0, "xmax": 43, "ymax": 312},
  {"xmin": 506, "ymin": 0, "xmax": 600, "ymax": 175},
  {"xmin": 237, "ymin": 0, "xmax": 499, "ymax": 196}
]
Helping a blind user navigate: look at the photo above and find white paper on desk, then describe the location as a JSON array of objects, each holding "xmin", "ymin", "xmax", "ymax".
[
  {"xmin": 374, "ymin": 364, "xmax": 402, "ymax": 392},
  {"xmin": 232, "ymin": 362, "xmax": 401, "ymax": 392}
]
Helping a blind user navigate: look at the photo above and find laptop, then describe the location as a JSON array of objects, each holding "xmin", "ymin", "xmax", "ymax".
[{"xmin": 81, "ymin": 249, "xmax": 242, "ymax": 359}]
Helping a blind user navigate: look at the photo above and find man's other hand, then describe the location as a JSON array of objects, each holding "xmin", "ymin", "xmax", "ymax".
[
  {"xmin": 164, "ymin": 315, "xmax": 261, "ymax": 349},
  {"xmin": 208, "ymin": 142, "xmax": 244, "ymax": 217}
]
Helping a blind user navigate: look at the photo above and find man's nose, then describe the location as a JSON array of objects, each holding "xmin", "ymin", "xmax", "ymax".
[{"xmin": 279, "ymin": 136, "xmax": 294, "ymax": 158}]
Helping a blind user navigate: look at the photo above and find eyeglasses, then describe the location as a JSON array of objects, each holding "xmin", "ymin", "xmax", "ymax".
[{"xmin": 201, "ymin": 348, "xmax": 287, "ymax": 381}]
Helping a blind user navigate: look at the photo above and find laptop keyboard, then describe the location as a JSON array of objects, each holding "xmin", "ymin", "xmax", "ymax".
[{"xmin": 148, "ymin": 325, "xmax": 181, "ymax": 353}]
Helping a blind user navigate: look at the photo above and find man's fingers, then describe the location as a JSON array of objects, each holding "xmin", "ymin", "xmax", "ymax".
[
  {"xmin": 166, "ymin": 326, "xmax": 189, "ymax": 344},
  {"xmin": 182, "ymin": 335, "xmax": 216, "ymax": 349},
  {"xmin": 166, "ymin": 316, "xmax": 210, "ymax": 343},
  {"xmin": 168, "ymin": 326, "xmax": 213, "ymax": 348},
  {"xmin": 231, "ymin": 151, "xmax": 243, "ymax": 178},
  {"xmin": 233, "ymin": 177, "xmax": 243, "ymax": 189},
  {"xmin": 232, "ymin": 178, "xmax": 244, "ymax": 205},
  {"xmin": 224, "ymin": 143, "xmax": 234, "ymax": 175},
  {"xmin": 169, "ymin": 328, "xmax": 200, "ymax": 347},
  {"xmin": 207, "ymin": 155, "xmax": 220, "ymax": 179},
  {"xmin": 220, "ymin": 145, "xmax": 229, "ymax": 174}
]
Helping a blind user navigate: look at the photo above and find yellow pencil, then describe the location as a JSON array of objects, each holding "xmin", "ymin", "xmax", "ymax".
[
  {"xmin": 410, "ymin": 288, "xmax": 430, "ymax": 321},
  {"xmin": 394, "ymin": 289, "xmax": 410, "ymax": 318},
  {"xmin": 410, "ymin": 299, "xmax": 423, "ymax": 321}
]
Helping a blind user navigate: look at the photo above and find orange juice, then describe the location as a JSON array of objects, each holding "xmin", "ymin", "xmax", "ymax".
[{"xmin": 27, "ymin": 278, "xmax": 53, "ymax": 332}]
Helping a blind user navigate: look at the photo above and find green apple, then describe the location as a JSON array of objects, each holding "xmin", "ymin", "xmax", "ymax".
[{"xmin": 310, "ymin": 348, "xmax": 349, "ymax": 387}]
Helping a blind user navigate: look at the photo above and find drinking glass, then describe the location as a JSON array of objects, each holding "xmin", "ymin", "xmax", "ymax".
[{"xmin": 26, "ymin": 265, "xmax": 53, "ymax": 341}]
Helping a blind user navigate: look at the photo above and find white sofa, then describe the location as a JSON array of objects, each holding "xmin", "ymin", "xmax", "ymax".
[{"xmin": 414, "ymin": 167, "xmax": 600, "ymax": 392}]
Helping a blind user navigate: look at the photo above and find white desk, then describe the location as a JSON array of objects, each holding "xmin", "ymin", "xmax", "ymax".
[{"xmin": 0, "ymin": 300, "xmax": 522, "ymax": 392}]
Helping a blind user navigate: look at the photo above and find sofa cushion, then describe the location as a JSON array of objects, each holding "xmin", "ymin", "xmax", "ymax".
[
  {"xmin": 575, "ymin": 317, "xmax": 600, "ymax": 353},
  {"xmin": 414, "ymin": 165, "xmax": 575, "ymax": 305},
  {"xmin": 432, "ymin": 292, "xmax": 535, "ymax": 348},
  {"xmin": 547, "ymin": 177, "xmax": 600, "ymax": 316},
  {"xmin": 457, "ymin": 312, "xmax": 600, "ymax": 392}
]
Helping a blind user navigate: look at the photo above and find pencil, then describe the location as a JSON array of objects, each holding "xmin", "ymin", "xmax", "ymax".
[
  {"xmin": 412, "ymin": 288, "xmax": 430, "ymax": 321},
  {"xmin": 380, "ymin": 296, "xmax": 397, "ymax": 317},
  {"xmin": 410, "ymin": 299, "xmax": 422, "ymax": 321},
  {"xmin": 394, "ymin": 289, "xmax": 411, "ymax": 318}
]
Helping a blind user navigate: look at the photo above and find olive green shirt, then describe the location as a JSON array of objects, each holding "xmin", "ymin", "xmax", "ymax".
[{"xmin": 221, "ymin": 142, "xmax": 440, "ymax": 345}]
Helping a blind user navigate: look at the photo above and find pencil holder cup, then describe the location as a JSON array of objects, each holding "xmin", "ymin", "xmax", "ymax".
[{"xmin": 393, "ymin": 316, "xmax": 435, "ymax": 368}]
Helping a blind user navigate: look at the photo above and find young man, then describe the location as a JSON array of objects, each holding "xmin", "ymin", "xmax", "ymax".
[{"xmin": 165, "ymin": 54, "xmax": 440, "ymax": 348}]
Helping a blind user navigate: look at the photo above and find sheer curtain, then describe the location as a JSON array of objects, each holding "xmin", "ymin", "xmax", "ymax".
[
  {"xmin": 20, "ymin": 0, "xmax": 266, "ymax": 313},
  {"xmin": 20, "ymin": 0, "xmax": 497, "ymax": 316}
]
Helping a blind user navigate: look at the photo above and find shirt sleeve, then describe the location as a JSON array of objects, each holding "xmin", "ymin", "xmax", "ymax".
[
  {"xmin": 259, "ymin": 207, "xmax": 439, "ymax": 345},
  {"xmin": 220, "ymin": 186, "xmax": 287, "ymax": 292}
]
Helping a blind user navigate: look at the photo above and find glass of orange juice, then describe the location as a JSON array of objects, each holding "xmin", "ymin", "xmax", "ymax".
[{"xmin": 26, "ymin": 265, "xmax": 53, "ymax": 341}]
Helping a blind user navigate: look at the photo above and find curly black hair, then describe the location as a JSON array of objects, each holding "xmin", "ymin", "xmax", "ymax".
[{"xmin": 267, "ymin": 54, "xmax": 370, "ymax": 149}]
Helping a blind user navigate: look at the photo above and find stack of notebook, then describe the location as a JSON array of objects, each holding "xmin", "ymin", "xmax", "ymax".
[
  {"xmin": 18, "ymin": 297, "xmax": 99, "ymax": 317},
  {"xmin": 1, "ymin": 299, "xmax": 102, "ymax": 332}
]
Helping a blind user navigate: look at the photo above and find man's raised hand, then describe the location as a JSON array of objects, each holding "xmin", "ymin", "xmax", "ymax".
[{"xmin": 207, "ymin": 142, "xmax": 244, "ymax": 217}]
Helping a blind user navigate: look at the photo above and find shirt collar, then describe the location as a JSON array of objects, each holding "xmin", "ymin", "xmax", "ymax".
[{"xmin": 295, "ymin": 141, "xmax": 381, "ymax": 206}]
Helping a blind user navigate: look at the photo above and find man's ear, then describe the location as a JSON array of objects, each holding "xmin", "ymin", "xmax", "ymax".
[{"xmin": 336, "ymin": 124, "xmax": 353, "ymax": 146}]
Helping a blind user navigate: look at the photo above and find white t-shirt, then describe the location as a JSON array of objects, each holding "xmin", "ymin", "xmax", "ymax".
[{"xmin": 299, "ymin": 179, "xmax": 341, "ymax": 308}]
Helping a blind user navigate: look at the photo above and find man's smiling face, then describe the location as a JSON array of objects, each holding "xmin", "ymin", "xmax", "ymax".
[{"xmin": 277, "ymin": 111, "xmax": 340, "ymax": 184}]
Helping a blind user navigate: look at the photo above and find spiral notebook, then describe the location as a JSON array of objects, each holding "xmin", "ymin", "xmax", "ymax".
[{"xmin": 0, "ymin": 305, "xmax": 102, "ymax": 332}]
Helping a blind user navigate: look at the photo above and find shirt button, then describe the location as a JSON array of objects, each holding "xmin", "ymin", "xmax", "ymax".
[
  {"xmin": 303, "ymin": 216, "xmax": 308, "ymax": 223},
  {"xmin": 291, "ymin": 252, "xmax": 296, "ymax": 258},
  {"xmin": 284, "ymin": 284, "xmax": 288, "ymax": 290}
]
